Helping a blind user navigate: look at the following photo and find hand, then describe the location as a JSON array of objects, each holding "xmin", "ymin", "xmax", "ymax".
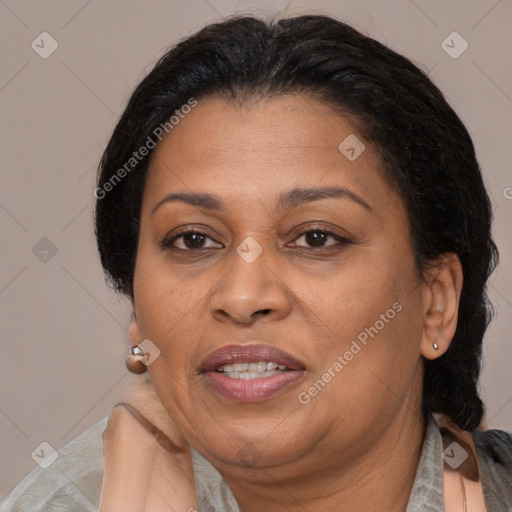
[{"xmin": 98, "ymin": 372, "xmax": 198, "ymax": 512}]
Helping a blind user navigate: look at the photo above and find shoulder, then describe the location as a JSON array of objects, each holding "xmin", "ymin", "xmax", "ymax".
[
  {"xmin": 0, "ymin": 415, "xmax": 240, "ymax": 512},
  {"xmin": 190, "ymin": 446, "xmax": 241, "ymax": 511},
  {"xmin": 0, "ymin": 416, "xmax": 107, "ymax": 512},
  {"xmin": 471, "ymin": 426, "xmax": 512, "ymax": 509}
]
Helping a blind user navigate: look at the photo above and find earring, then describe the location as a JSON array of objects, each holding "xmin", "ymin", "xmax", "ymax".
[
  {"xmin": 125, "ymin": 344, "xmax": 148, "ymax": 374},
  {"xmin": 433, "ymin": 341, "xmax": 439, "ymax": 350}
]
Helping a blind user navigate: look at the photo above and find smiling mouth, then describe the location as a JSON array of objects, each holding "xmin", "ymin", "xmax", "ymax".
[
  {"xmin": 215, "ymin": 361, "xmax": 291, "ymax": 380},
  {"xmin": 200, "ymin": 343, "xmax": 305, "ymax": 401}
]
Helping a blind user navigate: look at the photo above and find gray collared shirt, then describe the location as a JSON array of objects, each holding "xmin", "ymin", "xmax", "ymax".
[{"xmin": 2, "ymin": 415, "xmax": 511, "ymax": 511}]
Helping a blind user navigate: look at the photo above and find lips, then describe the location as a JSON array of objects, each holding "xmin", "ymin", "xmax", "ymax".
[
  {"xmin": 199, "ymin": 343, "xmax": 306, "ymax": 402},
  {"xmin": 200, "ymin": 344, "xmax": 305, "ymax": 372}
]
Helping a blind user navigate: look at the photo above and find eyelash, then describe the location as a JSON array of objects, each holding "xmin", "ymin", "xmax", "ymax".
[{"xmin": 160, "ymin": 227, "xmax": 351, "ymax": 252}]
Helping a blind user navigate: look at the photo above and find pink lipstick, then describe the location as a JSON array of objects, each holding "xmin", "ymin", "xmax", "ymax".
[{"xmin": 200, "ymin": 344, "xmax": 306, "ymax": 402}]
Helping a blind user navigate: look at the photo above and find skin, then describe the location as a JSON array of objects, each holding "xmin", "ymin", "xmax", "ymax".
[
  {"xmin": 99, "ymin": 374, "xmax": 198, "ymax": 511},
  {"xmin": 129, "ymin": 93, "xmax": 463, "ymax": 511}
]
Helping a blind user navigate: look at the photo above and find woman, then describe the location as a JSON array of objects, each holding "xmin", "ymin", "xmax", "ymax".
[{"xmin": 2, "ymin": 12, "xmax": 511, "ymax": 512}]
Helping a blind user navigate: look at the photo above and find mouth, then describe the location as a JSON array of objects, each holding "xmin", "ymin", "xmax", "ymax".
[
  {"xmin": 199, "ymin": 344, "xmax": 306, "ymax": 402},
  {"xmin": 215, "ymin": 360, "xmax": 291, "ymax": 379}
]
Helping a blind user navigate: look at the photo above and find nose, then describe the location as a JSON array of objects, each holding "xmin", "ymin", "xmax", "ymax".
[{"xmin": 209, "ymin": 242, "xmax": 293, "ymax": 325}]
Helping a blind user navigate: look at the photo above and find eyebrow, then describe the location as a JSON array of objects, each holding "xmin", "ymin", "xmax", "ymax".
[{"xmin": 151, "ymin": 186, "xmax": 373, "ymax": 216}]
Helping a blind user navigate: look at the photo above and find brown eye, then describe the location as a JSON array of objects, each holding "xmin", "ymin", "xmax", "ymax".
[
  {"xmin": 291, "ymin": 229, "xmax": 351, "ymax": 249},
  {"xmin": 161, "ymin": 230, "xmax": 222, "ymax": 251},
  {"xmin": 303, "ymin": 231, "xmax": 329, "ymax": 247}
]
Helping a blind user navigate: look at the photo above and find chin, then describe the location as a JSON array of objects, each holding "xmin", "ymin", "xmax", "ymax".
[{"xmin": 191, "ymin": 417, "xmax": 310, "ymax": 471}]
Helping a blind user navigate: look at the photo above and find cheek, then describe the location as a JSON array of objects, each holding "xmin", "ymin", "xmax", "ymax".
[
  {"xmin": 302, "ymin": 248, "xmax": 424, "ymax": 406},
  {"xmin": 132, "ymin": 243, "xmax": 202, "ymax": 360},
  {"xmin": 313, "ymin": 259, "xmax": 423, "ymax": 401},
  {"xmin": 306, "ymin": 247, "xmax": 417, "ymax": 341}
]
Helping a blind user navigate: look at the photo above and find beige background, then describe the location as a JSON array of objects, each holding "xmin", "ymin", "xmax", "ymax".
[{"xmin": 1, "ymin": 0, "xmax": 511, "ymax": 499}]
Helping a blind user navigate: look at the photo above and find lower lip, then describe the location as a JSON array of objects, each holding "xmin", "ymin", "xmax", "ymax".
[{"xmin": 202, "ymin": 370, "xmax": 305, "ymax": 402}]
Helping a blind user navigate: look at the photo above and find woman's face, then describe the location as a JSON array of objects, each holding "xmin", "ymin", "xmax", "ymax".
[{"xmin": 132, "ymin": 93, "xmax": 429, "ymax": 476}]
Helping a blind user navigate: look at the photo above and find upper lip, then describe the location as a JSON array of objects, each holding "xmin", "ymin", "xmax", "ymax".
[{"xmin": 200, "ymin": 343, "xmax": 306, "ymax": 372}]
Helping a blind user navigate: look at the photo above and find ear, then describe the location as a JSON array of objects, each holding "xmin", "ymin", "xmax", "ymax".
[
  {"xmin": 420, "ymin": 253, "xmax": 463, "ymax": 360},
  {"xmin": 129, "ymin": 308, "xmax": 141, "ymax": 346}
]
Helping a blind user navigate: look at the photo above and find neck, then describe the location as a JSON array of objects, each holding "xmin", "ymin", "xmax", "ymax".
[{"xmin": 221, "ymin": 410, "xmax": 427, "ymax": 512}]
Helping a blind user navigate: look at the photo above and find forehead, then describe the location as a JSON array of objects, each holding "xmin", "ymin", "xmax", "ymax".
[
  {"xmin": 150, "ymin": 93, "xmax": 363, "ymax": 168},
  {"xmin": 144, "ymin": 93, "xmax": 397, "ymax": 215}
]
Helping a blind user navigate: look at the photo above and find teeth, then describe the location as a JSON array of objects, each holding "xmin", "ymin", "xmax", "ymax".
[
  {"xmin": 224, "ymin": 370, "xmax": 284, "ymax": 380},
  {"xmin": 216, "ymin": 361, "xmax": 286, "ymax": 376}
]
